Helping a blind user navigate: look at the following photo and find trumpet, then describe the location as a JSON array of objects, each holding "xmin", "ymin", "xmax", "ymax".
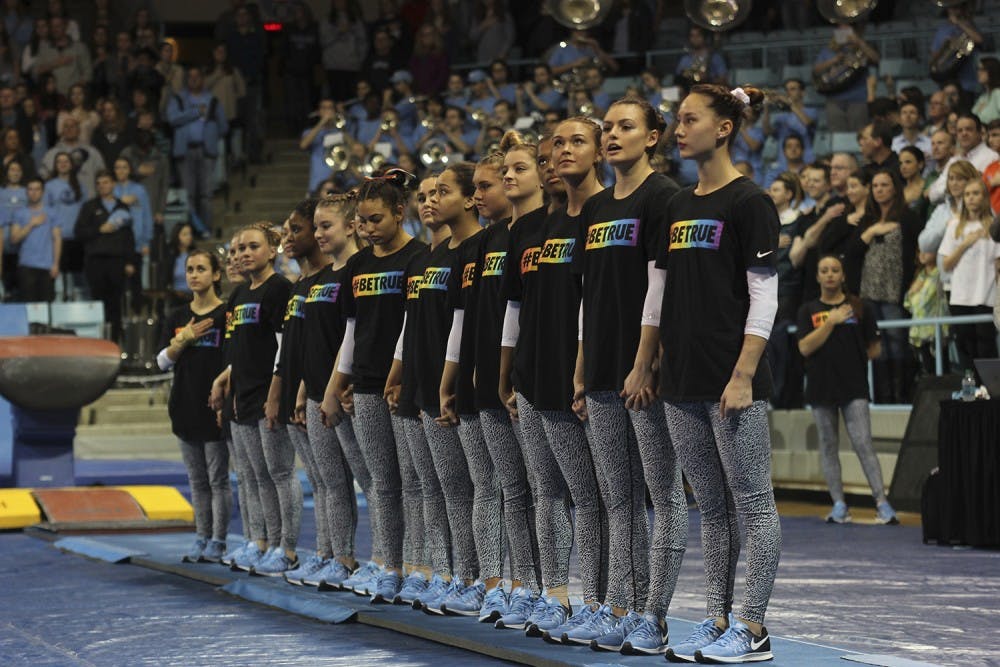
[
  {"xmin": 361, "ymin": 152, "xmax": 387, "ymax": 177},
  {"xmin": 420, "ymin": 140, "xmax": 451, "ymax": 171},
  {"xmin": 470, "ymin": 109, "xmax": 490, "ymax": 125},
  {"xmin": 421, "ymin": 117, "xmax": 437, "ymax": 130},
  {"xmin": 324, "ymin": 143, "xmax": 352, "ymax": 172},
  {"xmin": 380, "ymin": 114, "xmax": 397, "ymax": 132},
  {"xmin": 576, "ymin": 102, "xmax": 596, "ymax": 118}
]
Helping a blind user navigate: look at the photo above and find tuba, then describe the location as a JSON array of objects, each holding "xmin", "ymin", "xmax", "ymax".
[
  {"xmin": 684, "ymin": 0, "xmax": 752, "ymax": 32},
  {"xmin": 812, "ymin": 0, "xmax": 879, "ymax": 95},
  {"xmin": 929, "ymin": 1, "xmax": 978, "ymax": 82},
  {"xmin": 546, "ymin": 0, "xmax": 613, "ymax": 30}
]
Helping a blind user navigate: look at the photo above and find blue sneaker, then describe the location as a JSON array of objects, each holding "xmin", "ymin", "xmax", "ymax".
[
  {"xmin": 825, "ymin": 501, "xmax": 851, "ymax": 524},
  {"xmin": 370, "ymin": 570, "xmax": 402, "ymax": 604},
  {"xmin": 393, "ymin": 572, "xmax": 428, "ymax": 605},
  {"xmin": 441, "ymin": 581, "xmax": 485, "ymax": 616},
  {"xmin": 695, "ymin": 614, "xmax": 772, "ymax": 663},
  {"xmin": 543, "ymin": 603, "xmax": 597, "ymax": 644},
  {"xmin": 232, "ymin": 542, "xmax": 266, "ymax": 572},
  {"xmin": 284, "ymin": 554, "xmax": 328, "ymax": 585},
  {"xmin": 251, "ymin": 549, "xmax": 298, "ymax": 577},
  {"xmin": 341, "ymin": 561, "xmax": 382, "ymax": 595},
  {"xmin": 525, "ymin": 595, "xmax": 569, "ymax": 637},
  {"xmin": 665, "ymin": 617, "xmax": 725, "ymax": 662},
  {"xmin": 621, "ymin": 613, "xmax": 668, "ymax": 655},
  {"xmin": 183, "ymin": 537, "xmax": 207, "ymax": 563},
  {"xmin": 494, "ymin": 586, "xmax": 538, "ymax": 629},
  {"xmin": 200, "ymin": 539, "xmax": 226, "ymax": 563},
  {"xmin": 590, "ymin": 610, "xmax": 643, "ymax": 651},
  {"xmin": 478, "ymin": 584, "xmax": 508, "ymax": 623},
  {"xmin": 564, "ymin": 604, "xmax": 618, "ymax": 646},
  {"xmin": 221, "ymin": 540, "xmax": 248, "ymax": 566},
  {"xmin": 312, "ymin": 560, "xmax": 352, "ymax": 589},
  {"xmin": 422, "ymin": 579, "xmax": 462, "ymax": 616},
  {"xmin": 876, "ymin": 500, "xmax": 899, "ymax": 525},
  {"xmin": 412, "ymin": 574, "xmax": 450, "ymax": 610}
]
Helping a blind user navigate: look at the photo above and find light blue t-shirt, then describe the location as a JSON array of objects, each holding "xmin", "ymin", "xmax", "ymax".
[
  {"xmin": 114, "ymin": 181, "xmax": 153, "ymax": 252},
  {"xmin": 770, "ymin": 108, "xmax": 818, "ymax": 168},
  {"xmin": 13, "ymin": 204, "xmax": 56, "ymax": 269},
  {"xmin": 815, "ymin": 47, "xmax": 868, "ymax": 103},
  {"xmin": 44, "ymin": 177, "xmax": 84, "ymax": 240}
]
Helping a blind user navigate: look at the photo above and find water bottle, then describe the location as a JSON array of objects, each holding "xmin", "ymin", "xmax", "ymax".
[{"xmin": 961, "ymin": 369, "xmax": 977, "ymax": 401}]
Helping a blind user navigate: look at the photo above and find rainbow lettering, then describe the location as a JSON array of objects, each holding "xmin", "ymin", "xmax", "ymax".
[
  {"xmin": 224, "ymin": 311, "xmax": 234, "ymax": 339},
  {"xmin": 306, "ymin": 282, "xmax": 341, "ymax": 304},
  {"xmin": 811, "ymin": 310, "xmax": 857, "ymax": 329},
  {"xmin": 481, "ymin": 251, "xmax": 506, "ymax": 276},
  {"xmin": 462, "ymin": 262, "xmax": 476, "ymax": 289},
  {"xmin": 175, "ymin": 326, "xmax": 221, "ymax": 348},
  {"xmin": 520, "ymin": 246, "xmax": 541, "ymax": 275},
  {"xmin": 668, "ymin": 219, "xmax": 724, "ymax": 251},
  {"xmin": 538, "ymin": 238, "xmax": 575, "ymax": 264},
  {"xmin": 585, "ymin": 218, "xmax": 640, "ymax": 250},
  {"xmin": 353, "ymin": 271, "xmax": 405, "ymax": 297},
  {"xmin": 406, "ymin": 274, "xmax": 422, "ymax": 300},
  {"xmin": 420, "ymin": 266, "xmax": 451, "ymax": 291},
  {"xmin": 284, "ymin": 295, "xmax": 306, "ymax": 321},
  {"xmin": 231, "ymin": 303, "xmax": 261, "ymax": 326}
]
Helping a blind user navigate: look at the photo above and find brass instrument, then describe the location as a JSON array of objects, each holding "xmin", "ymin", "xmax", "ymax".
[
  {"xmin": 420, "ymin": 141, "xmax": 451, "ymax": 172},
  {"xmin": 812, "ymin": 0, "xmax": 879, "ymax": 95},
  {"xmin": 546, "ymin": 0, "xmax": 613, "ymax": 30},
  {"xmin": 929, "ymin": 1, "xmax": 978, "ymax": 82},
  {"xmin": 323, "ymin": 143, "xmax": 351, "ymax": 172},
  {"xmin": 380, "ymin": 114, "xmax": 397, "ymax": 133},
  {"xmin": 361, "ymin": 152, "xmax": 387, "ymax": 177},
  {"xmin": 470, "ymin": 109, "xmax": 490, "ymax": 125},
  {"xmin": 684, "ymin": 0, "xmax": 752, "ymax": 32},
  {"xmin": 420, "ymin": 117, "xmax": 437, "ymax": 131}
]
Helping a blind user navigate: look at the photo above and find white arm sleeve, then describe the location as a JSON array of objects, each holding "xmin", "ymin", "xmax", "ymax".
[
  {"xmin": 273, "ymin": 333, "xmax": 283, "ymax": 374},
  {"xmin": 578, "ymin": 275, "xmax": 584, "ymax": 341},
  {"xmin": 156, "ymin": 347, "xmax": 174, "ymax": 371},
  {"xmin": 641, "ymin": 262, "xmax": 666, "ymax": 327},
  {"xmin": 445, "ymin": 309, "xmax": 464, "ymax": 363},
  {"xmin": 501, "ymin": 301, "xmax": 520, "ymax": 348},
  {"xmin": 745, "ymin": 268, "xmax": 779, "ymax": 340},
  {"xmin": 336, "ymin": 318, "xmax": 356, "ymax": 374},
  {"xmin": 393, "ymin": 312, "xmax": 407, "ymax": 362}
]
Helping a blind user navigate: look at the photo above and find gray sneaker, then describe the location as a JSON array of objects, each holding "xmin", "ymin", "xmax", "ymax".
[
  {"xmin": 183, "ymin": 537, "xmax": 207, "ymax": 563},
  {"xmin": 200, "ymin": 539, "xmax": 227, "ymax": 563}
]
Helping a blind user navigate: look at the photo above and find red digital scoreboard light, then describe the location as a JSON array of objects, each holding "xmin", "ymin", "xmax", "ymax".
[{"xmin": 263, "ymin": 22, "xmax": 283, "ymax": 32}]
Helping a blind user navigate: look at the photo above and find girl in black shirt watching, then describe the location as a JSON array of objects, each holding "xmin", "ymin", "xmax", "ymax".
[
  {"xmin": 568, "ymin": 97, "xmax": 686, "ymax": 654},
  {"xmin": 797, "ymin": 254, "xmax": 898, "ymax": 525},
  {"xmin": 655, "ymin": 84, "xmax": 781, "ymax": 664},
  {"xmin": 156, "ymin": 249, "xmax": 230, "ymax": 563},
  {"xmin": 324, "ymin": 170, "xmax": 426, "ymax": 603},
  {"xmin": 472, "ymin": 151, "xmax": 512, "ymax": 225}
]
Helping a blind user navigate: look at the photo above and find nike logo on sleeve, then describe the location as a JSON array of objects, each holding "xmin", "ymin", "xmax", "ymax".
[{"xmin": 756, "ymin": 250, "xmax": 773, "ymax": 258}]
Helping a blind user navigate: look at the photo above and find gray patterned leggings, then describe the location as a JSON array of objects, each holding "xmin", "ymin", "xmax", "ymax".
[
  {"xmin": 229, "ymin": 424, "xmax": 265, "ymax": 542},
  {"xmin": 480, "ymin": 408, "xmax": 541, "ymax": 590},
  {"xmin": 403, "ymin": 416, "xmax": 452, "ymax": 575},
  {"xmin": 811, "ymin": 399, "xmax": 886, "ymax": 504},
  {"xmin": 260, "ymin": 421, "xmax": 303, "ymax": 552},
  {"xmin": 392, "ymin": 414, "xmax": 427, "ymax": 568},
  {"xmin": 306, "ymin": 399, "xmax": 363, "ymax": 560},
  {"xmin": 353, "ymin": 392, "xmax": 404, "ymax": 569},
  {"xmin": 422, "ymin": 411, "xmax": 479, "ymax": 581},
  {"xmin": 178, "ymin": 439, "xmax": 232, "ymax": 542},
  {"xmin": 225, "ymin": 436, "xmax": 252, "ymax": 540},
  {"xmin": 287, "ymin": 424, "xmax": 327, "ymax": 554},
  {"xmin": 662, "ymin": 400, "xmax": 781, "ymax": 625}
]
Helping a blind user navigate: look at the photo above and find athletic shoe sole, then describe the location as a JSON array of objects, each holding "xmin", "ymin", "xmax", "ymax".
[
  {"xmin": 621, "ymin": 641, "xmax": 668, "ymax": 655},
  {"xmin": 317, "ymin": 580, "xmax": 347, "ymax": 591},
  {"xmin": 590, "ymin": 639, "xmax": 624, "ymax": 652},
  {"xmin": 495, "ymin": 619, "xmax": 529, "ymax": 630},
  {"xmin": 478, "ymin": 610, "xmax": 502, "ymax": 623},
  {"xmin": 665, "ymin": 649, "xmax": 698, "ymax": 662},
  {"xmin": 694, "ymin": 649, "xmax": 773, "ymax": 663},
  {"xmin": 441, "ymin": 605, "xmax": 481, "ymax": 617}
]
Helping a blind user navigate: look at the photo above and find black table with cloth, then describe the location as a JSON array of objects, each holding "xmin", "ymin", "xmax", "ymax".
[{"xmin": 937, "ymin": 399, "xmax": 1000, "ymax": 547}]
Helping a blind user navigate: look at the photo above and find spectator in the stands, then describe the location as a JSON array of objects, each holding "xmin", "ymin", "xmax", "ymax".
[
  {"xmin": 920, "ymin": 159, "xmax": 978, "ymax": 293},
  {"xmin": 44, "ymin": 151, "xmax": 84, "ymax": 293},
  {"xmin": 156, "ymin": 40, "xmax": 184, "ymax": 105},
  {"xmin": 321, "ymin": 0, "xmax": 367, "ymax": 102},
  {"xmin": 57, "ymin": 83, "xmax": 98, "ymax": 145},
  {"xmin": 46, "ymin": 0, "xmax": 80, "ymax": 43},
  {"xmin": 443, "ymin": 71, "xmax": 466, "ymax": 109},
  {"xmin": 0, "ymin": 31, "xmax": 18, "ymax": 89},
  {"xmin": 75, "ymin": 169, "xmax": 133, "ymax": 342},
  {"xmin": 984, "ymin": 119, "xmax": 1000, "ymax": 213},
  {"xmin": 1, "ymin": 85, "xmax": 33, "ymax": 152},
  {"xmin": 205, "ymin": 43, "xmax": 246, "ymax": 167},
  {"xmin": 112, "ymin": 156, "xmax": 153, "ymax": 274},
  {"xmin": 407, "ymin": 24, "xmax": 449, "ymax": 97},
  {"xmin": 120, "ymin": 128, "xmax": 168, "ymax": 230},
  {"xmin": 892, "ymin": 101, "xmax": 932, "ymax": 157},
  {"xmin": 972, "ymin": 56, "xmax": 1000, "ymax": 125},
  {"xmin": 362, "ymin": 27, "xmax": 398, "ymax": 95},
  {"xmin": 41, "ymin": 116, "xmax": 105, "ymax": 198},
  {"xmin": 674, "ymin": 24, "xmax": 727, "ymax": 91},
  {"xmin": 868, "ymin": 96, "xmax": 900, "ymax": 127},
  {"xmin": 424, "ymin": 0, "xmax": 457, "ymax": 63},
  {"xmin": 733, "ymin": 106, "xmax": 765, "ymax": 182},
  {"xmin": 103, "ymin": 30, "xmax": 134, "ymax": 106},
  {"xmin": 814, "ymin": 23, "xmax": 879, "ymax": 132},
  {"xmin": 3, "ymin": 0, "xmax": 33, "ymax": 56},
  {"xmin": 126, "ymin": 48, "xmax": 166, "ymax": 111},
  {"xmin": 365, "ymin": 107, "xmax": 410, "ymax": 162},
  {"xmin": 581, "ymin": 64, "xmax": 612, "ymax": 117},
  {"xmin": 10, "ymin": 175, "xmax": 60, "ymax": 302},
  {"xmin": 167, "ymin": 67, "xmax": 227, "ymax": 237},
  {"xmin": 1, "ymin": 126, "xmax": 35, "ymax": 178},
  {"xmin": 21, "ymin": 17, "xmax": 49, "ymax": 84},
  {"xmin": 92, "ymin": 98, "xmax": 129, "ymax": 167},
  {"xmin": 830, "ymin": 152, "xmax": 858, "ymax": 199},
  {"xmin": 899, "ymin": 146, "xmax": 927, "ymax": 217},
  {"xmin": 486, "ymin": 59, "xmax": 516, "ymax": 105},
  {"xmin": 300, "ymin": 99, "xmax": 343, "ymax": 193},
  {"xmin": 35, "ymin": 15, "xmax": 91, "ymax": 95},
  {"xmin": 924, "ymin": 128, "xmax": 954, "ymax": 195},
  {"xmin": 226, "ymin": 5, "xmax": 265, "ymax": 164},
  {"xmin": 790, "ymin": 162, "xmax": 849, "ymax": 301},
  {"xmin": 370, "ymin": 0, "xmax": 412, "ymax": 65},
  {"xmin": 930, "ymin": 3, "xmax": 985, "ymax": 94},
  {"xmin": 414, "ymin": 104, "xmax": 475, "ymax": 159},
  {"xmin": 280, "ymin": 2, "xmax": 320, "ymax": 133},
  {"xmin": 928, "ymin": 113, "xmax": 999, "ymax": 204},
  {"xmin": 465, "ymin": 69, "xmax": 498, "ymax": 118},
  {"xmin": 471, "ymin": 0, "xmax": 515, "ymax": 64},
  {"xmin": 517, "ymin": 63, "xmax": 564, "ymax": 115},
  {"xmin": 925, "ymin": 90, "xmax": 950, "ymax": 137},
  {"xmin": 89, "ymin": 27, "xmax": 113, "ymax": 100},
  {"xmin": 859, "ymin": 120, "xmax": 900, "ymax": 181},
  {"xmin": 763, "ymin": 78, "xmax": 817, "ymax": 169},
  {"xmin": 22, "ymin": 98, "xmax": 48, "ymax": 168},
  {"xmin": 547, "ymin": 28, "xmax": 617, "ymax": 77},
  {"xmin": 765, "ymin": 133, "xmax": 806, "ymax": 188}
]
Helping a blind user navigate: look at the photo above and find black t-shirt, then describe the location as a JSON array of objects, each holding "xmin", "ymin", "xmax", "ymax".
[
  {"xmin": 276, "ymin": 271, "xmax": 321, "ymax": 422},
  {"xmin": 413, "ymin": 231, "xmax": 482, "ymax": 415},
  {"xmin": 501, "ymin": 206, "xmax": 548, "ymax": 404},
  {"xmin": 302, "ymin": 264, "xmax": 348, "ymax": 403},
  {"xmin": 341, "ymin": 239, "xmax": 427, "ymax": 393},
  {"xmin": 162, "ymin": 303, "xmax": 226, "ymax": 442},
  {"xmin": 397, "ymin": 244, "xmax": 432, "ymax": 418},
  {"xmin": 796, "ymin": 297, "xmax": 878, "ymax": 405},
  {"xmin": 470, "ymin": 222, "xmax": 510, "ymax": 412},
  {"xmin": 656, "ymin": 176, "xmax": 779, "ymax": 402},
  {"xmin": 573, "ymin": 172, "xmax": 680, "ymax": 393},
  {"xmin": 229, "ymin": 272, "xmax": 292, "ymax": 424},
  {"xmin": 451, "ymin": 230, "xmax": 486, "ymax": 416},
  {"xmin": 798, "ymin": 196, "xmax": 854, "ymax": 302},
  {"xmin": 531, "ymin": 207, "xmax": 586, "ymax": 411}
]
